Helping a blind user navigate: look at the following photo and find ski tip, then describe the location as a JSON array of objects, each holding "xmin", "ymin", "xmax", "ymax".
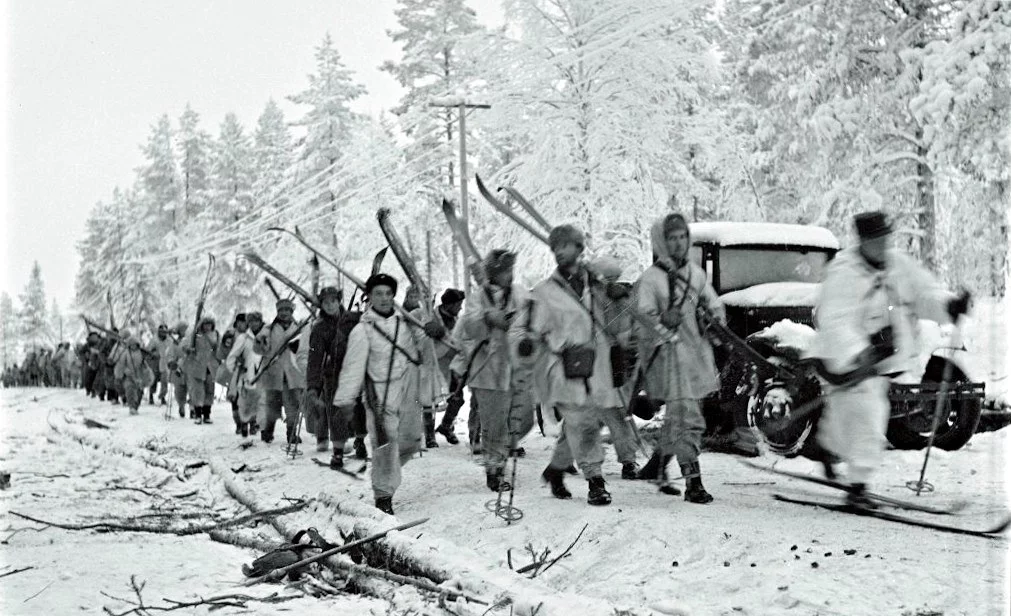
[{"xmin": 377, "ymin": 207, "xmax": 392, "ymax": 220}]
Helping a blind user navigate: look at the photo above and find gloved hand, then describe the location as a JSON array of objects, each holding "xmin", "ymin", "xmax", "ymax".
[
  {"xmin": 518, "ymin": 337, "xmax": 535, "ymax": 358},
  {"xmin": 660, "ymin": 309, "xmax": 681, "ymax": 332},
  {"xmin": 947, "ymin": 289, "xmax": 972, "ymax": 320},
  {"xmin": 423, "ymin": 320, "xmax": 446, "ymax": 340},
  {"xmin": 287, "ymin": 339, "xmax": 300, "ymax": 353},
  {"xmin": 605, "ymin": 281, "xmax": 630, "ymax": 300},
  {"xmin": 484, "ymin": 308, "xmax": 511, "ymax": 331}
]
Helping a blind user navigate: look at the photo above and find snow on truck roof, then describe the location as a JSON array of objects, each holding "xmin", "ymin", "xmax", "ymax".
[{"xmin": 689, "ymin": 222, "xmax": 840, "ymax": 249}]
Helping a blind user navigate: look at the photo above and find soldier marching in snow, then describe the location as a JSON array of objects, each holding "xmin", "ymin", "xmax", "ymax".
[
  {"xmin": 182, "ymin": 316, "xmax": 220, "ymax": 424},
  {"xmin": 306, "ymin": 286, "xmax": 368, "ymax": 467},
  {"xmin": 164, "ymin": 323, "xmax": 189, "ymax": 418},
  {"xmin": 114, "ymin": 336, "xmax": 154, "ymax": 414},
  {"xmin": 331, "ymin": 273, "xmax": 445, "ymax": 515},
  {"xmin": 811, "ymin": 211, "xmax": 971, "ymax": 508},
  {"xmin": 146, "ymin": 324, "xmax": 172, "ymax": 405},
  {"xmin": 530, "ymin": 224, "xmax": 633, "ymax": 507},
  {"xmin": 253, "ymin": 298, "xmax": 307, "ymax": 445},
  {"xmin": 455, "ymin": 250, "xmax": 536, "ymax": 493},
  {"xmin": 424, "ymin": 288, "xmax": 465, "ymax": 448},
  {"xmin": 635, "ymin": 213, "xmax": 725, "ymax": 504},
  {"xmin": 225, "ymin": 311, "xmax": 265, "ymax": 438}
]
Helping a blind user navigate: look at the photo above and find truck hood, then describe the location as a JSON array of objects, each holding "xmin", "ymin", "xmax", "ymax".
[{"xmin": 719, "ymin": 282, "xmax": 821, "ymax": 308}]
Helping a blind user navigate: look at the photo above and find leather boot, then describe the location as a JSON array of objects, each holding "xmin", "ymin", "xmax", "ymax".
[
  {"xmin": 375, "ymin": 496, "xmax": 394, "ymax": 515},
  {"xmin": 202, "ymin": 406, "xmax": 212, "ymax": 424},
  {"xmin": 541, "ymin": 465, "xmax": 572, "ymax": 499},
  {"xmin": 846, "ymin": 483, "xmax": 878, "ymax": 510},
  {"xmin": 353, "ymin": 437, "xmax": 368, "ymax": 460},
  {"xmin": 486, "ymin": 469, "xmax": 512, "ymax": 493},
  {"xmin": 423, "ymin": 410, "xmax": 438, "ymax": 448},
  {"xmin": 681, "ymin": 461, "xmax": 713, "ymax": 504},
  {"xmin": 636, "ymin": 451, "xmax": 663, "ymax": 480},
  {"xmin": 587, "ymin": 476, "xmax": 612, "ymax": 506},
  {"xmin": 658, "ymin": 455, "xmax": 681, "ymax": 496},
  {"xmin": 435, "ymin": 422, "xmax": 459, "ymax": 445}
]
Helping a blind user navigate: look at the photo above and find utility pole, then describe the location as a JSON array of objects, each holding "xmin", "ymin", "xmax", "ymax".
[{"xmin": 429, "ymin": 98, "xmax": 490, "ymax": 297}]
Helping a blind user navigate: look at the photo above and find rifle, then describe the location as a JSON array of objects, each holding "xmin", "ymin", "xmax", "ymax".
[{"xmin": 249, "ymin": 316, "xmax": 312, "ymax": 386}]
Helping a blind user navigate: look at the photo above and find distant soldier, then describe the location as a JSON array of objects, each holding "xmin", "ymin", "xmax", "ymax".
[
  {"xmin": 146, "ymin": 324, "xmax": 172, "ymax": 405},
  {"xmin": 253, "ymin": 299, "xmax": 307, "ymax": 445},
  {"xmin": 115, "ymin": 337, "xmax": 154, "ymax": 414},
  {"xmin": 182, "ymin": 317, "xmax": 220, "ymax": 424},
  {"xmin": 164, "ymin": 323, "xmax": 189, "ymax": 418}
]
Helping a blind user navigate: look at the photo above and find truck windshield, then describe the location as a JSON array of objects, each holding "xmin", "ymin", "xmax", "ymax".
[{"xmin": 719, "ymin": 248, "xmax": 831, "ymax": 293}]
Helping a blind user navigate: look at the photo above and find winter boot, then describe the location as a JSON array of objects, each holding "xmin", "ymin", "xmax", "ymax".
[
  {"xmin": 621, "ymin": 461, "xmax": 639, "ymax": 480},
  {"xmin": 148, "ymin": 392, "xmax": 154, "ymax": 405},
  {"xmin": 435, "ymin": 422, "xmax": 459, "ymax": 445},
  {"xmin": 564, "ymin": 464, "xmax": 579, "ymax": 475},
  {"xmin": 194, "ymin": 407, "xmax": 204, "ymax": 425},
  {"xmin": 541, "ymin": 465, "xmax": 572, "ymax": 500},
  {"xmin": 235, "ymin": 423, "xmax": 244, "ymax": 436},
  {"xmin": 239, "ymin": 423, "xmax": 249, "ymax": 438},
  {"xmin": 846, "ymin": 483, "xmax": 878, "ymax": 510},
  {"xmin": 330, "ymin": 451, "xmax": 344, "ymax": 470},
  {"xmin": 587, "ymin": 476, "xmax": 612, "ymax": 506},
  {"xmin": 486, "ymin": 469, "xmax": 512, "ymax": 493},
  {"xmin": 353, "ymin": 437, "xmax": 368, "ymax": 460},
  {"xmin": 681, "ymin": 461, "xmax": 713, "ymax": 504},
  {"xmin": 657, "ymin": 456, "xmax": 681, "ymax": 496},
  {"xmin": 423, "ymin": 411, "xmax": 438, "ymax": 449},
  {"xmin": 189, "ymin": 407, "xmax": 196, "ymax": 419},
  {"xmin": 636, "ymin": 451, "xmax": 663, "ymax": 480},
  {"xmin": 202, "ymin": 406, "xmax": 212, "ymax": 424},
  {"xmin": 375, "ymin": 496, "xmax": 394, "ymax": 515}
]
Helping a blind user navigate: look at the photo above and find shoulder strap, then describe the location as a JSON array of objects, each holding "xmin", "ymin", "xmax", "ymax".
[{"xmin": 370, "ymin": 318, "xmax": 421, "ymax": 365}]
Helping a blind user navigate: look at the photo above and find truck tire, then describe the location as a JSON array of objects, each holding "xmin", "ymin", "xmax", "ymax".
[{"xmin": 885, "ymin": 358, "xmax": 982, "ymax": 451}]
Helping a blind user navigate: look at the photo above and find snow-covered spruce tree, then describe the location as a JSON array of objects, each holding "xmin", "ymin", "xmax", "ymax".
[
  {"xmin": 722, "ymin": 0, "xmax": 975, "ymax": 269},
  {"xmin": 252, "ymin": 99, "xmax": 293, "ymax": 219},
  {"xmin": 1, "ymin": 292, "xmax": 19, "ymax": 366},
  {"xmin": 381, "ymin": 0, "xmax": 487, "ymax": 288},
  {"xmin": 288, "ymin": 34, "xmax": 366, "ymax": 216},
  {"xmin": 49, "ymin": 299, "xmax": 63, "ymax": 342},
  {"xmin": 912, "ymin": 0, "xmax": 1010, "ymax": 296},
  {"xmin": 136, "ymin": 113, "xmax": 183, "ymax": 320},
  {"xmin": 207, "ymin": 112, "xmax": 260, "ymax": 320},
  {"xmin": 19, "ymin": 261, "xmax": 48, "ymax": 350},
  {"xmin": 177, "ymin": 104, "xmax": 213, "ymax": 222}
]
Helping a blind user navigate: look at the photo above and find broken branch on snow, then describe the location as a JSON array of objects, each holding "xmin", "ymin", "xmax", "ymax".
[
  {"xmin": 101, "ymin": 575, "xmax": 297, "ymax": 616},
  {"xmin": 9, "ymin": 500, "xmax": 309, "ymax": 535}
]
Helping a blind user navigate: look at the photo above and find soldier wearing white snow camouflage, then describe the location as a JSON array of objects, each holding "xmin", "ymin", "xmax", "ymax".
[{"xmin": 812, "ymin": 211, "xmax": 971, "ymax": 508}]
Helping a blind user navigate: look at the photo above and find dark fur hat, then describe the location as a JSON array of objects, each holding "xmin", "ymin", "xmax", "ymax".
[{"xmin": 365, "ymin": 273, "xmax": 398, "ymax": 295}]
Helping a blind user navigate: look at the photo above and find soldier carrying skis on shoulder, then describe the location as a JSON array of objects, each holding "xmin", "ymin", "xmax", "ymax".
[
  {"xmin": 306, "ymin": 286, "xmax": 366, "ymax": 467},
  {"xmin": 810, "ymin": 211, "xmax": 971, "ymax": 509},
  {"xmin": 456, "ymin": 250, "xmax": 536, "ymax": 493},
  {"xmin": 182, "ymin": 316, "xmax": 220, "ymax": 424},
  {"xmin": 254, "ymin": 298, "xmax": 307, "ymax": 445},
  {"xmin": 635, "ymin": 212, "xmax": 724, "ymax": 504},
  {"xmin": 114, "ymin": 336, "xmax": 154, "ymax": 414},
  {"xmin": 532, "ymin": 224, "xmax": 631, "ymax": 507},
  {"xmin": 425, "ymin": 288, "xmax": 465, "ymax": 448}
]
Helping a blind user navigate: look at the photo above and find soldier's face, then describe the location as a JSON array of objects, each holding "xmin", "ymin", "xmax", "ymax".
[
  {"xmin": 859, "ymin": 234, "xmax": 890, "ymax": 267},
  {"xmin": 665, "ymin": 229, "xmax": 690, "ymax": 264},
  {"xmin": 277, "ymin": 306, "xmax": 294, "ymax": 323},
  {"xmin": 552, "ymin": 240, "xmax": 583, "ymax": 269},
  {"xmin": 247, "ymin": 317, "xmax": 263, "ymax": 332},
  {"xmin": 372, "ymin": 286, "xmax": 396, "ymax": 313},
  {"xmin": 322, "ymin": 296, "xmax": 342, "ymax": 316},
  {"xmin": 234, "ymin": 321, "xmax": 248, "ymax": 333}
]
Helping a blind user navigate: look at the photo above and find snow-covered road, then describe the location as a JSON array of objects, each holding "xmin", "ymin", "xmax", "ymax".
[{"xmin": 1, "ymin": 387, "xmax": 1008, "ymax": 616}]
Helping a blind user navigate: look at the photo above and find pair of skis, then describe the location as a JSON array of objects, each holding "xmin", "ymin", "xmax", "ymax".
[{"xmin": 744, "ymin": 461, "xmax": 1010, "ymax": 539}]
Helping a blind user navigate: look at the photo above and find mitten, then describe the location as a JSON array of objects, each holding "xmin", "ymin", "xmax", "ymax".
[
  {"xmin": 423, "ymin": 320, "xmax": 446, "ymax": 340},
  {"xmin": 947, "ymin": 289, "xmax": 972, "ymax": 320}
]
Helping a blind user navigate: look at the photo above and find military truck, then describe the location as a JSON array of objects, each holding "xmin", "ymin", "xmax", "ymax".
[{"xmin": 689, "ymin": 222, "xmax": 986, "ymax": 457}]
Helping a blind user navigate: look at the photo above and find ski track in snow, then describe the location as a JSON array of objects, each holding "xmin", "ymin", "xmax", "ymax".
[{"xmin": 1, "ymin": 387, "xmax": 1009, "ymax": 616}]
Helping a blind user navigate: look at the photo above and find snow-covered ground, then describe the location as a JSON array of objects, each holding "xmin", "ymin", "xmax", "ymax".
[{"xmin": 1, "ymin": 385, "xmax": 1009, "ymax": 616}]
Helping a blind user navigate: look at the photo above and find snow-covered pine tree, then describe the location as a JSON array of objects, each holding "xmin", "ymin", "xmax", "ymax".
[
  {"xmin": 19, "ymin": 262, "xmax": 48, "ymax": 350},
  {"xmin": 0, "ymin": 292, "xmax": 19, "ymax": 367},
  {"xmin": 49, "ymin": 299, "xmax": 63, "ymax": 343}
]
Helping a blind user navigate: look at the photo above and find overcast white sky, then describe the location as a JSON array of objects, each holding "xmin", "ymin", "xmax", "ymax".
[{"xmin": 1, "ymin": 0, "xmax": 502, "ymax": 313}]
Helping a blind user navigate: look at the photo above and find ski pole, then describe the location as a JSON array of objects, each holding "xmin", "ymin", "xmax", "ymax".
[{"xmin": 908, "ymin": 317, "xmax": 963, "ymax": 495}]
